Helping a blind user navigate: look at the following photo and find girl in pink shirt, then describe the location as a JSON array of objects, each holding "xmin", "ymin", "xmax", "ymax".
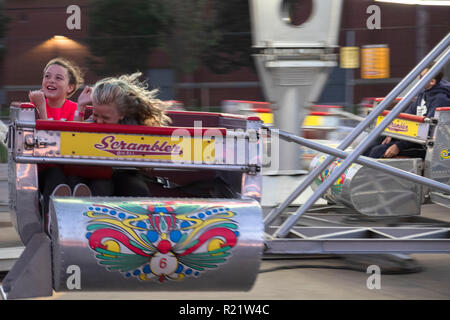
[
  {"xmin": 28, "ymin": 57, "xmax": 90, "ymax": 121},
  {"xmin": 28, "ymin": 58, "xmax": 92, "ymax": 231}
]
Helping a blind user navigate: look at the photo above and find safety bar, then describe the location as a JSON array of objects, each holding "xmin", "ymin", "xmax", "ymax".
[
  {"xmin": 270, "ymin": 38, "xmax": 450, "ymax": 238},
  {"xmin": 378, "ymin": 131, "xmax": 429, "ymax": 145},
  {"xmin": 35, "ymin": 120, "xmax": 228, "ymax": 136},
  {"xmin": 263, "ymin": 32, "xmax": 450, "ymax": 230},
  {"xmin": 378, "ymin": 110, "xmax": 427, "ymax": 123},
  {"xmin": 14, "ymin": 156, "xmax": 253, "ymax": 172}
]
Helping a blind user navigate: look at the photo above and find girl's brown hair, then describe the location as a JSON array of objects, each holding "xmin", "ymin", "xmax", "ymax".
[{"xmin": 44, "ymin": 57, "xmax": 84, "ymax": 98}]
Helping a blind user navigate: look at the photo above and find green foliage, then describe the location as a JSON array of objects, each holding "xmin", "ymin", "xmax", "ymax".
[
  {"xmin": 158, "ymin": 0, "xmax": 218, "ymax": 75},
  {"xmin": 87, "ymin": 0, "xmax": 253, "ymax": 77},
  {"xmin": 0, "ymin": 0, "xmax": 10, "ymax": 61},
  {"xmin": 87, "ymin": 0, "xmax": 167, "ymax": 76},
  {"xmin": 201, "ymin": 0, "xmax": 254, "ymax": 74},
  {"xmin": 0, "ymin": 1, "xmax": 7, "ymax": 37},
  {"xmin": 0, "ymin": 143, "xmax": 6, "ymax": 163}
]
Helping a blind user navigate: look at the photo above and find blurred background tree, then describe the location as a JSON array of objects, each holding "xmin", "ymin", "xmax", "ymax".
[
  {"xmin": 201, "ymin": 0, "xmax": 253, "ymax": 74},
  {"xmin": 158, "ymin": 0, "xmax": 218, "ymax": 75},
  {"xmin": 87, "ymin": 0, "xmax": 166, "ymax": 76},
  {"xmin": 0, "ymin": 0, "xmax": 9, "ymax": 62},
  {"xmin": 0, "ymin": 1, "xmax": 8, "ymax": 162},
  {"xmin": 87, "ymin": 0, "xmax": 253, "ymax": 78}
]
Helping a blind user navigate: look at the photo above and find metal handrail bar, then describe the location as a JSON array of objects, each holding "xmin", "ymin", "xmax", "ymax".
[
  {"xmin": 14, "ymin": 156, "xmax": 252, "ymax": 172},
  {"xmin": 272, "ymin": 45, "xmax": 450, "ymax": 238},
  {"xmin": 263, "ymin": 32, "xmax": 450, "ymax": 227}
]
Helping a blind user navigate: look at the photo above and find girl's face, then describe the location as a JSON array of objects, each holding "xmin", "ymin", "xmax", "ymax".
[
  {"xmin": 92, "ymin": 103, "xmax": 124, "ymax": 124},
  {"xmin": 42, "ymin": 64, "xmax": 74, "ymax": 101}
]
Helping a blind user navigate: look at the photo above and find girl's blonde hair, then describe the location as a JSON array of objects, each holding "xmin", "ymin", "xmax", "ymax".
[
  {"xmin": 44, "ymin": 57, "xmax": 84, "ymax": 98},
  {"xmin": 92, "ymin": 72, "xmax": 171, "ymax": 126}
]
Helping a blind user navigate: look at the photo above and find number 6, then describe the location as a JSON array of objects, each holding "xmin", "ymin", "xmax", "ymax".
[{"xmin": 159, "ymin": 257, "xmax": 167, "ymax": 269}]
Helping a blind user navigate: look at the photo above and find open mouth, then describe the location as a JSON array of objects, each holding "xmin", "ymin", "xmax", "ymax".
[{"xmin": 46, "ymin": 85, "xmax": 57, "ymax": 91}]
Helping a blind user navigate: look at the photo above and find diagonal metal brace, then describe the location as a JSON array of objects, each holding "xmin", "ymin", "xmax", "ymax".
[
  {"xmin": 272, "ymin": 47, "xmax": 450, "ymax": 239},
  {"xmin": 275, "ymin": 129, "xmax": 450, "ymax": 194},
  {"xmin": 263, "ymin": 32, "xmax": 450, "ymax": 228}
]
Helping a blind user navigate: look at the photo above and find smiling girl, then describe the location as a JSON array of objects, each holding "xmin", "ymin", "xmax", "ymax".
[{"xmin": 28, "ymin": 57, "xmax": 87, "ymax": 121}]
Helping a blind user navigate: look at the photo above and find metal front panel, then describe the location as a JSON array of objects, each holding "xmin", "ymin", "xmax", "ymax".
[
  {"xmin": 7, "ymin": 107, "xmax": 41, "ymax": 245},
  {"xmin": 375, "ymin": 115, "xmax": 430, "ymax": 142},
  {"xmin": 8, "ymin": 161, "xmax": 40, "ymax": 244},
  {"xmin": 310, "ymin": 156, "xmax": 423, "ymax": 216},
  {"xmin": 242, "ymin": 173, "xmax": 262, "ymax": 203},
  {"xmin": 32, "ymin": 130, "xmax": 60, "ymax": 157},
  {"xmin": 58, "ymin": 131, "xmax": 214, "ymax": 164},
  {"xmin": 50, "ymin": 198, "xmax": 263, "ymax": 292},
  {"xmin": 428, "ymin": 110, "xmax": 450, "ymax": 184},
  {"xmin": 348, "ymin": 159, "xmax": 423, "ymax": 216},
  {"xmin": 7, "ymin": 158, "xmax": 18, "ymax": 232},
  {"xmin": 16, "ymin": 129, "xmax": 260, "ymax": 172},
  {"xmin": 249, "ymin": 0, "xmax": 343, "ymax": 48}
]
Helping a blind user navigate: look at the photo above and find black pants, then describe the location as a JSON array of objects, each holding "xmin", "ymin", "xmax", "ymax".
[
  {"xmin": 362, "ymin": 136, "xmax": 426, "ymax": 159},
  {"xmin": 39, "ymin": 167, "xmax": 152, "ymax": 217},
  {"xmin": 112, "ymin": 169, "xmax": 151, "ymax": 197}
]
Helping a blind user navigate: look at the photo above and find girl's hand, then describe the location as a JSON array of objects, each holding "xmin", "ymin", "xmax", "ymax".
[
  {"xmin": 383, "ymin": 144, "xmax": 400, "ymax": 158},
  {"xmin": 29, "ymin": 90, "xmax": 46, "ymax": 107},
  {"xmin": 77, "ymin": 86, "xmax": 92, "ymax": 108},
  {"xmin": 29, "ymin": 90, "xmax": 47, "ymax": 119}
]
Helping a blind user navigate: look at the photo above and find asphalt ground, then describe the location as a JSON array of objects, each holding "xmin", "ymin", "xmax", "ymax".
[
  {"xmin": 24, "ymin": 252, "xmax": 449, "ymax": 300},
  {"xmin": 1, "ymin": 163, "xmax": 449, "ymax": 301}
]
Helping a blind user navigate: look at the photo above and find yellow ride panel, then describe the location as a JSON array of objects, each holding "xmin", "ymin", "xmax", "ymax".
[
  {"xmin": 376, "ymin": 116, "xmax": 420, "ymax": 138},
  {"xmin": 60, "ymin": 132, "xmax": 215, "ymax": 163}
]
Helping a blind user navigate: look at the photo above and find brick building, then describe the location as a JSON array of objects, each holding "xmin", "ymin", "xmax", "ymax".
[{"xmin": 0, "ymin": 0, "xmax": 449, "ymax": 110}]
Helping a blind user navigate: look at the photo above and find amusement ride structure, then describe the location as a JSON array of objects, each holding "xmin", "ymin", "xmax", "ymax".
[{"xmin": 1, "ymin": 0, "xmax": 449, "ymax": 299}]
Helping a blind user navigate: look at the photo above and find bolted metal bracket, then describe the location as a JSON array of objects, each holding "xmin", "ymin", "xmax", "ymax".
[{"xmin": 0, "ymin": 233, "xmax": 53, "ymax": 300}]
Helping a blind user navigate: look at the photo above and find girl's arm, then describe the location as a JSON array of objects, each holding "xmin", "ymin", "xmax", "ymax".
[
  {"xmin": 29, "ymin": 90, "xmax": 47, "ymax": 120},
  {"xmin": 74, "ymin": 86, "xmax": 92, "ymax": 121}
]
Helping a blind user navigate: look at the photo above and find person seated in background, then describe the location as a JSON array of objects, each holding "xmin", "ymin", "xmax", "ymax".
[{"xmin": 363, "ymin": 62, "xmax": 450, "ymax": 159}]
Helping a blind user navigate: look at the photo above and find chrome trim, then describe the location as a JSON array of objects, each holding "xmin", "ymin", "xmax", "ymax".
[{"xmin": 14, "ymin": 155, "xmax": 253, "ymax": 172}]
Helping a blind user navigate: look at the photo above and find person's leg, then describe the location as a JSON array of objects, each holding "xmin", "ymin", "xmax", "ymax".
[
  {"xmin": 39, "ymin": 167, "xmax": 72, "ymax": 235},
  {"xmin": 398, "ymin": 146, "xmax": 426, "ymax": 159},
  {"xmin": 367, "ymin": 143, "xmax": 391, "ymax": 158},
  {"xmin": 73, "ymin": 183, "xmax": 92, "ymax": 197},
  {"xmin": 65, "ymin": 174, "xmax": 114, "ymax": 197},
  {"xmin": 65, "ymin": 175, "xmax": 84, "ymax": 190},
  {"xmin": 362, "ymin": 136, "xmax": 386, "ymax": 157},
  {"xmin": 65, "ymin": 175, "xmax": 93, "ymax": 197},
  {"xmin": 112, "ymin": 170, "xmax": 151, "ymax": 197},
  {"xmin": 88, "ymin": 179, "xmax": 114, "ymax": 196},
  {"xmin": 39, "ymin": 166, "xmax": 69, "ymax": 214}
]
